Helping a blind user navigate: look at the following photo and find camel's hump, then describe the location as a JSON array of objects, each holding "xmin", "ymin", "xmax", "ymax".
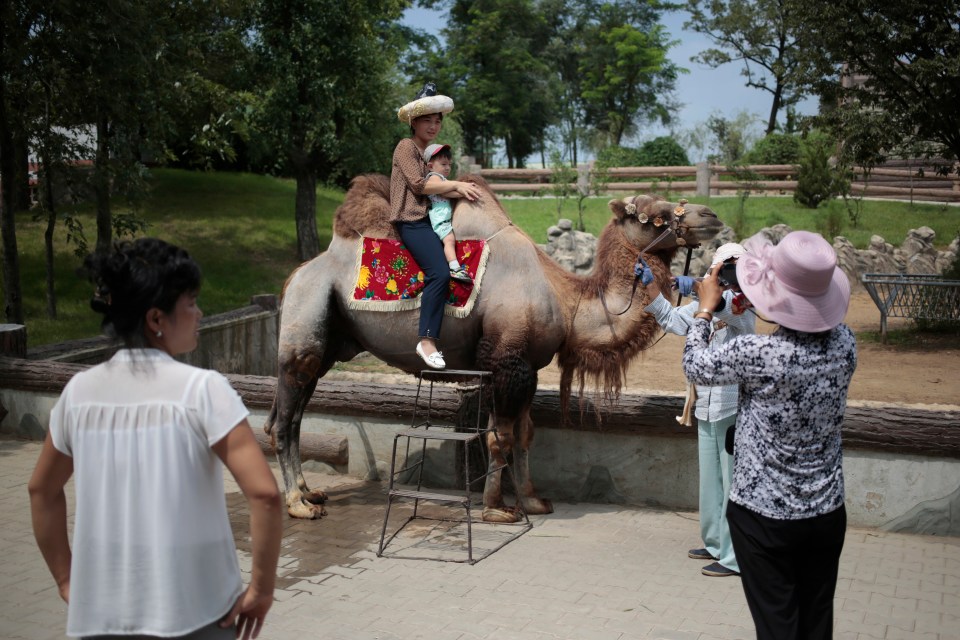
[
  {"xmin": 332, "ymin": 173, "xmax": 509, "ymax": 241},
  {"xmin": 333, "ymin": 174, "xmax": 397, "ymax": 240}
]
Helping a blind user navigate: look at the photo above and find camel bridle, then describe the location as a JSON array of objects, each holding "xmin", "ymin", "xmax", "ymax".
[{"xmin": 599, "ymin": 196, "xmax": 700, "ymax": 317}]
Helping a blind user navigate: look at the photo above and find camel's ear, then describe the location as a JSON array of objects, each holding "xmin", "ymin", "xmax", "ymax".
[
  {"xmin": 610, "ymin": 195, "xmax": 657, "ymax": 221},
  {"xmin": 609, "ymin": 198, "xmax": 628, "ymax": 220}
]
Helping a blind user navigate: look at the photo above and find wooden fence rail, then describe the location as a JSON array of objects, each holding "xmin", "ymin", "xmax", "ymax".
[{"xmin": 471, "ymin": 161, "xmax": 960, "ymax": 202}]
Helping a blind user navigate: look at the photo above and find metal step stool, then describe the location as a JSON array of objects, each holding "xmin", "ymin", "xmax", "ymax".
[{"xmin": 377, "ymin": 369, "xmax": 531, "ymax": 564}]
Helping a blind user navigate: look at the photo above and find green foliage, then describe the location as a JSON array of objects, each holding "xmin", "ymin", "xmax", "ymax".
[
  {"xmin": 705, "ymin": 111, "xmax": 760, "ymax": 164},
  {"xmin": 791, "ymin": 0, "xmax": 960, "ymax": 163},
  {"xmin": 635, "ymin": 136, "xmax": 689, "ymax": 166},
  {"xmin": 10, "ymin": 169, "xmax": 335, "ymax": 345},
  {"xmin": 685, "ymin": 0, "xmax": 811, "ymax": 134},
  {"xmin": 817, "ymin": 201, "xmax": 845, "ymax": 240},
  {"xmin": 595, "ymin": 145, "xmax": 643, "ymax": 167},
  {"xmin": 744, "ymin": 133, "xmax": 801, "ymax": 164},
  {"xmin": 438, "ymin": 0, "xmax": 557, "ymax": 168},
  {"xmin": 548, "ymin": 150, "xmax": 577, "ymax": 219},
  {"xmin": 794, "ymin": 134, "xmax": 845, "ymax": 210},
  {"xmin": 580, "ymin": 8, "xmax": 681, "ymax": 147},
  {"xmin": 251, "ymin": 0, "xmax": 404, "ymax": 182},
  {"xmin": 943, "ymin": 233, "xmax": 960, "ymax": 280}
]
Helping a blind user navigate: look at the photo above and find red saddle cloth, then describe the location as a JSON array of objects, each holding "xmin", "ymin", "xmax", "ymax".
[{"xmin": 350, "ymin": 237, "xmax": 487, "ymax": 315}]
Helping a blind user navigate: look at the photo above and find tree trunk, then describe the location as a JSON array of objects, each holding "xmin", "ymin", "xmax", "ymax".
[
  {"xmin": 766, "ymin": 83, "xmax": 783, "ymax": 136},
  {"xmin": 0, "ymin": 19, "xmax": 24, "ymax": 324},
  {"xmin": 294, "ymin": 165, "xmax": 320, "ymax": 261},
  {"xmin": 13, "ymin": 132, "xmax": 31, "ymax": 211},
  {"xmin": 42, "ymin": 162, "xmax": 57, "ymax": 319},
  {"xmin": 572, "ymin": 129, "xmax": 578, "ymax": 167},
  {"xmin": 94, "ymin": 110, "xmax": 111, "ymax": 255}
]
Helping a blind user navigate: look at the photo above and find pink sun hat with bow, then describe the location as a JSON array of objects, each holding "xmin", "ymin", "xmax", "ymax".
[{"xmin": 736, "ymin": 231, "xmax": 850, "ymax": 332}]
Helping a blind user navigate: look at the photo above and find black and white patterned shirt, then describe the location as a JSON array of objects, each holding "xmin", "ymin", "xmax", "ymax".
[{"xmin": 682, "ymin": 320, "xmax": 857, "ymax": 520}]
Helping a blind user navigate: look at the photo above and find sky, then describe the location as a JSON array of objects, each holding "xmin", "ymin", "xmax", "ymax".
[{"xmin": 401, "ymin": 5, "xmax": 819, "ymax": 162}]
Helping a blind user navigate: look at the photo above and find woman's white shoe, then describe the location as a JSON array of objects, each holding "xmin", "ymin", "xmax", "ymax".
[{"xmin": 416, "ymin": 342, "xmax": 446, "ymax": 369}]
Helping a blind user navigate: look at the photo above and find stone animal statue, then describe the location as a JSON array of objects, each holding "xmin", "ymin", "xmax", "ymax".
[{"xmin": 264, "ymin": 174, "xmax": 724, "ymax": 520}]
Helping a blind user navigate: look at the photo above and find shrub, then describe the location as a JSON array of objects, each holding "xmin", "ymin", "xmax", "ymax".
[
  {"xmin": 794, "ymin": 134, "xmax": 845, "ymax": 209},
  {"xmin": 635, "ymin": 136, "xmax": 689, "ymax": 166},
  {"xmin": 595, "ymin": 145, "xmax": 643, "ymax": 167},
  {"xmin": 744, "ymin": 133, "xmax": 801, "ymax": 164},
  {"xmin": 944, "ymin": 233, "xmax": 960, "ymax": 279}
]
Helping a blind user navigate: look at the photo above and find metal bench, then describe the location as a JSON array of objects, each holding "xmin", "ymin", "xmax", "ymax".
[{"xmin": 861, "ymin": 273, "xmax": 960, "ymax": 342}]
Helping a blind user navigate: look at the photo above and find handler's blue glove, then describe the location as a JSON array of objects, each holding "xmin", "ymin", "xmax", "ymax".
[
  {"xmin": 635, "ymin": 256, "xmax": 654, "ymax": 286},
  {"xmin": 673, "ymin": 275, "xmax": 695, "ymax": 297}
]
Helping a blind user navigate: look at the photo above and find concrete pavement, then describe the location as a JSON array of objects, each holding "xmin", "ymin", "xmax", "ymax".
[{"xmin": 2, "ymin": 436, "xmax": 958, "ymax": 640}]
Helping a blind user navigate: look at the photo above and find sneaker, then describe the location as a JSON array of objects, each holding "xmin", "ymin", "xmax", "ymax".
[
  {"xmin": 688, "ymin": 548, "xmax": 717, "ymax": 560},
  {"xmin": 450, "ymin": 266, "xmax": 473, "ymax": 284},
  {"xmin": 701, "ymin": 562, "xmax": 739, "ymax": 577},
  {"xmin": 415, "ymin": 342, "xmax": 446, "ymax": 369}
]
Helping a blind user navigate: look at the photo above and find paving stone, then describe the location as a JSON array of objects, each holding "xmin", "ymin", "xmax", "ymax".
[{"xmin": 3, "ymin": 436, "xmax": 960, "ymax": 640}]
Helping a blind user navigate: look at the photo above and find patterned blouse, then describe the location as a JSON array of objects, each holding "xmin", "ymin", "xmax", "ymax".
[
  {"xmin": 390, "ymin": 138, "xmax": 430, "ymax": 223},
  {"xmin": 682, "ymin": 321, "xmax": 857, "ymax": 520}
]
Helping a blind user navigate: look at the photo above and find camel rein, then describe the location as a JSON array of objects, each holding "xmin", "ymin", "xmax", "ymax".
[{"xmin": 598, "ymin": 226, "xmax": 698, "ymax": 317}]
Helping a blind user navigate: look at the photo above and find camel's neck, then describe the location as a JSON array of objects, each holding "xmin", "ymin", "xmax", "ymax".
[{"xmin": 555, "ymin": 227, "xmax": 674, "ymax": 374}]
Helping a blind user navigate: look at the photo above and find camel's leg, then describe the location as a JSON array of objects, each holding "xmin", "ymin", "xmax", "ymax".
[
  {"xmin": 513, "ymin": 405, "xmax": 554, "ymax": 515},
  {"xmin": 478, "ymin": 349, "xmax": 540, "ymax": 523},
  {"xmin": 481, "ymin": 412, "xmax": 521, "ymax": 523},
  {"xmin": 289, "ymin": 375, "xmax": 326, "ymax": 506},
  {"xmin": 267, "ymin": 352, "xmax": 327, "ymax": 519}
]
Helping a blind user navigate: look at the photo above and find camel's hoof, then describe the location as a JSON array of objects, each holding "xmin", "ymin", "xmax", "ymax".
[
  {"xmin": 287, "ymin": 500, "xmax": 326, "ymax": 519},
  {"xmin": 482, "ymin": 507, "xmax": 521, "ymax": 523},
  {"xmin": 523, "ymin": 497, "xmax": 554, "ymax": 515},
  {"xmin": 303, "ymin": 489, "xmax": 328, "ymax": 505}
]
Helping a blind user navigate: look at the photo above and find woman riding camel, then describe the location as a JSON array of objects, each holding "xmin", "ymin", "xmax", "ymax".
[{"xmin": 392, "ymin": 82, "xmax": 482, "ymax": 370}]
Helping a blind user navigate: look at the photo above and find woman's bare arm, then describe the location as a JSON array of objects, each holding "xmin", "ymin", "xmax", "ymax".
[
  {"xmin": 28, "ymin": 434, "xmax": 74, "ymax": 603},
  {"xmin": 213, "ymin": 420, "xmax": 283, "ymax": 640}
]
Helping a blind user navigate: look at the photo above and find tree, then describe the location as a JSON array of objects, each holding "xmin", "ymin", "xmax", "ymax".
[
  {"xmin": 794, "ymin": 133, "xmax": 841, "ymax": 209},
  {"xmin": 439, "ymin": 0, "xmax": 557, "ymax": 168},
  {"xmin": 251, "ymin": 0, "xmax": 404, "ymax": 259},
  {"xmin": 791, "ymin": 0, "xmax": 960, "ymax": 164},
  {"xmin": 579, "ymin": 2, "xmax": 681, "ymax": 147},
  {"xmin": 704, "ymin": 110, "xmax": 760, "ymax": 164},
  {"xmin": 743, "ymin": 131, "xmax": 800, "ymax": 164},
  {"xmin": 0, "ymin": 0, "xmax": 34, "ymax": 323},
  {"xmin": 685, "ymin": 0, "xmax": 811, "ymax": 135},
  {"xmin": 636, "ymin": 136, "xmax": 689, "ymax": 166}
]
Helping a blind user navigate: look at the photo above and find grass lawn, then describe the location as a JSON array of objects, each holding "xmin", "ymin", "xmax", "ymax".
[{"xmin": 5, "ymin": 168, "xmax": 958, "ymax": 347}]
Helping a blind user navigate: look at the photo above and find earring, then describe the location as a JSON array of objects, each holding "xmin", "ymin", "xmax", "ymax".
[{"xmin": 156, "ymin": 330, "xmax": 163, "ymax": 338}]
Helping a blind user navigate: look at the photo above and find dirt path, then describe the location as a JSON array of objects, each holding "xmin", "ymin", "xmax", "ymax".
[{"xmin": 332, "ymin": 292, "xmax": 960, "ymax": 406}]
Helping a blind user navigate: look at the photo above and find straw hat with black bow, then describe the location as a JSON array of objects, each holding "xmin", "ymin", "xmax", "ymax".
[{"xmin": 398, "ymin": 82, "xmax": 454, "ymax": 124}]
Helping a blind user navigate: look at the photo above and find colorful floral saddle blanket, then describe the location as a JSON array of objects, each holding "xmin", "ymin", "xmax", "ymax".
[{"xmin": 348, "ymin": 237, "xmax": 489, "ymax": 318}]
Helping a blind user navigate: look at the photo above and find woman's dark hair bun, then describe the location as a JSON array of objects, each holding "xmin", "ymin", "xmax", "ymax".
[{"xmin": 83, "ymin": 238, "xmax": 201, "ymax": 346}]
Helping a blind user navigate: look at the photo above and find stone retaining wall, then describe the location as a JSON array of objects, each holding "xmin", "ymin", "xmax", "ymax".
[{"xmin": 543, "ymin": 221, "xmax": 959, "ymax": 286}]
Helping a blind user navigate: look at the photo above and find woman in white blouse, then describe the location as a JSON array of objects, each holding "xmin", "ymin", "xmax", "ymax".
[
  {"xmin": 682, "ymin": 231, "xmax": 856, "ymax": 640},
  {"xmin": 29, "ymin": 238, "xmax": 282, "ymax": 640}
]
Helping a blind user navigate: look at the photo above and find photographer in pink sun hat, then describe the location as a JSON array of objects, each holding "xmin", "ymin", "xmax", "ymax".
[{"xmin": 682, "ymin": 230, "xmax": 856, "ymax": 640}]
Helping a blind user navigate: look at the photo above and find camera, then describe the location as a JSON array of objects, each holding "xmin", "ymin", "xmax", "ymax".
[{"xmin": 718, "ymin": 262, "xmax": 739, "ymax": 289}]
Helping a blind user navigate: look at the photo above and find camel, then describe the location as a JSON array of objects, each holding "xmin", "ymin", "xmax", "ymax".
[{"xmin": 264, "ymin": 174, "xmax": 724, "ymax": 520}]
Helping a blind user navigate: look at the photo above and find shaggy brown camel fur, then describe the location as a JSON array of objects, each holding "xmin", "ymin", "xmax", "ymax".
[{"xmin": 264, "ymin": 174, "xmax": 724, "ymax": 520}]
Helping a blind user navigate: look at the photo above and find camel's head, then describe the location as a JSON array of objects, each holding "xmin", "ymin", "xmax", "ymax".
[{"xmin": 608, "ymin": 194, "xmax": 723, "ymax": 251}]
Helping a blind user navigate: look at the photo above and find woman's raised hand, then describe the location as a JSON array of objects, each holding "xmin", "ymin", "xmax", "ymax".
[{"xmin": 454, "ymin": 181, "xmax": 482, "ymax": 202}]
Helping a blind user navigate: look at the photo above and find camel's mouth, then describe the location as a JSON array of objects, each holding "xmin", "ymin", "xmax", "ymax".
[{"xmin": 681, "ymin": 206, "xmax": 724, "ymax": 243}]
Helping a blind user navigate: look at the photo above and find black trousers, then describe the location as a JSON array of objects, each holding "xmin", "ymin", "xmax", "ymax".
[
  {"xmin": 397, "ymin": 218, "xmax": 451, "ymax": 341},
  {"xmin": 727, "ymin": 500, "xmax": 847, "ymax": 640}
]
